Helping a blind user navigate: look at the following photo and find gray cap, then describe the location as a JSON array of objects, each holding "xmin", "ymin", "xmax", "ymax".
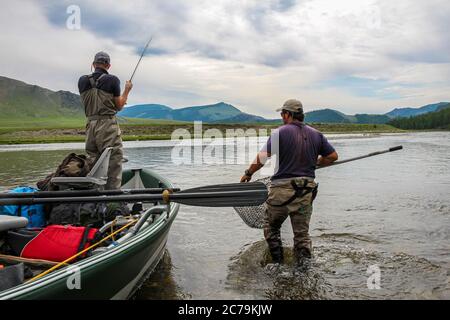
[
  {"xmin": 93, "ymin": 51, "xmax": 110, "ymax": 64},
  {"xmin": 276, "ymin": 99, "xmax": 303, "ymax": 113}
]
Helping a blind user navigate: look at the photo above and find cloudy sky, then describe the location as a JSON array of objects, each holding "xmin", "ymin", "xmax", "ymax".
[{"xmin": 0, "ymin": 0, "xmax": 449, "ymax": 116}]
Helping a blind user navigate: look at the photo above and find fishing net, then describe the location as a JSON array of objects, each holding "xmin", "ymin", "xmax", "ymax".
[{"xmin": 233, "ymin": 177, "xmax": 271, "ymax": 229}]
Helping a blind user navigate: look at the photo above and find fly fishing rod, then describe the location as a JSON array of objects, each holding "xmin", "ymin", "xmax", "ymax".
[
  {"xmin": 130, "ymin": 37, "xmax": 152, "ymax": 81},
  {"xmin": 317, "ymin": 145, "xmax": 403, "ymax": 169}
]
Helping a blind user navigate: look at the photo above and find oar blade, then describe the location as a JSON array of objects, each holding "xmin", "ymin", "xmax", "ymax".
[
  {"xmin": 178, "ymin": 182, "xmax": 265, "ymax": 194},
  {"xmin": 174, "ymin": 182, "xmax": 268, "ymax": 207}
]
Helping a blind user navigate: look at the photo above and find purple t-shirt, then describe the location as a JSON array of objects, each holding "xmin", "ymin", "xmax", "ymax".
[{"xmin": 262, "ymin": 122, "xmax": 335, "ymax": 180}]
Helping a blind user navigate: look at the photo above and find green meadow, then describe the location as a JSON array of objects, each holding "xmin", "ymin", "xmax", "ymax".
[{"xmin": 0, "ymin": 116, "xmax": 403, "ymax": 145}]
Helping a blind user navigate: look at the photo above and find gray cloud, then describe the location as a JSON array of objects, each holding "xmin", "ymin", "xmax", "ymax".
[
  {"xmin": 0, "ymin": 0, "xmax": 449, "ymax": 116},
  {"xmin": 40, "ymin": 0, "xmax": 450, "ymax": 68}
]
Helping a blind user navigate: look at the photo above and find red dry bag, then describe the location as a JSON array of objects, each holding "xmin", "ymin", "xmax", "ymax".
[{"xmin": 21, "ymin": 225, "xmax": 99, "ymax": 262}]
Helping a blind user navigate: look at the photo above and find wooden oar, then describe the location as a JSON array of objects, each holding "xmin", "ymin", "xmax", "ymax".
[
  {"xmin": 0, "ymin": 182, "xmax": 268, "ymax": 208},
  {"xmin": 0, "ymin": 187, "xmax": 180, "ymax": 199}
]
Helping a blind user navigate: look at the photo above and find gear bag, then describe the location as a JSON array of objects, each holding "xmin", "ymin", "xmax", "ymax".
[
  {"xmin": 48, "ymin": 202, "xmax": 130, "ymax": 228},
  {"xmin": 20, "ymin": 225, "xmax": 99, "ymax": 262},
  {"xmin": 37, "ymin": 153, "xmax": 92, "ymax": 191},
  {"xmin": 0, "ymin": 187, "xmax": 46, "ymax": 228},
  {"xmin": 0, "ymin": 263, "xmax": 25, "ymax": 291}
]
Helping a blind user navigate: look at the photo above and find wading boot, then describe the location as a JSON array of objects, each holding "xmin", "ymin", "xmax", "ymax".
[
  {"xmin": 294, "ymin": 247, "xmax": 312, "ymax": 272},
  {"xmin": 264, "ymin": 247, "xmax": 284, "ymax": 275},
  {"xmin": 270, "ymin": 247, "xmax": 284, "ymax": 264}
]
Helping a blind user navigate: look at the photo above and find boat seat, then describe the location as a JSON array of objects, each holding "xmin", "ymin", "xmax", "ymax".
[
  {"xmin": 50, "ymin": 147, "xmax": 113, "ymax": 190},
  {"xmin": 0, "ymin": 216, "xmax": 28, "ymax": 232},
  {"xmin": 121, "ymin": 168, "xmax": 145, "ymax": 190}
]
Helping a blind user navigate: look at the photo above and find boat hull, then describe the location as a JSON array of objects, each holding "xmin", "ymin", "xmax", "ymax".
[{"xmin": 0, "ymin": 168, "xmax": 179, "ymax": 300}]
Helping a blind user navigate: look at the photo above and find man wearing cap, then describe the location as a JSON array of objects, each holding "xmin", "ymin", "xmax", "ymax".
[
  {"xmin": 240, "ymin": 99, "xmax": 338, "ymax": 267},
  {"xmin": 78, "ymin": 52, "xmax": 133, "ymax": 189}
]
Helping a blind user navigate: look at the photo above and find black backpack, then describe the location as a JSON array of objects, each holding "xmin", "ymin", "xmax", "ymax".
[
  {"xmin": 48, "ymin": 202, "xmax": 130, "ymax": 228},
  {"xmin": 37, "ymin": 153, "xmax": 92, "ymax": 191}
]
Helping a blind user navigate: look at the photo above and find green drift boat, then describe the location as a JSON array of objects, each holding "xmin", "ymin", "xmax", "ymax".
[{"xmin": 0, "ymin": 167, "xmax": 180, "ymax": 300}]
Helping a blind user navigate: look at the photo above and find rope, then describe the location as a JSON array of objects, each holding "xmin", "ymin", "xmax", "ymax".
[{"xmin": 27, "ymin": 219, "xmax": 137, "ymax": 283}]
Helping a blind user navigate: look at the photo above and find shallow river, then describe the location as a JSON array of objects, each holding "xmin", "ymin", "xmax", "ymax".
[{"xmin": 0, "ymin": 132, "xmax": 449, "ymax": 299}]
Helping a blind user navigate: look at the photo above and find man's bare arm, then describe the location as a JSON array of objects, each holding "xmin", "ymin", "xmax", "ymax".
[
  {"xmin": 114, "ymin": 80, "xmax": 133, "ymax": 110},
  {"xmin": 317, "ymin": 151, "xmax": 338, "ymax": 167},
  {"xmin": 240, "ymin": 151, "xmax": 271, "ymax": 182}
]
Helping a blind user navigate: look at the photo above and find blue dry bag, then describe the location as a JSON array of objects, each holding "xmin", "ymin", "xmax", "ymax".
[{"xmin": 0, "ymin": 186, "xmax": 46, "ymax": 228}]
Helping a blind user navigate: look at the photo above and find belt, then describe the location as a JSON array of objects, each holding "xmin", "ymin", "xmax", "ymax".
[
  {"xmin": 270, "ymin": 176, "xmax": 314, "ymax": 186},
  {"xmin": 86, "ymin": 115, "xmax": 116, "ymax": 121},
  {"xmin": 270, "ymin": 179, "xmax": 318, "ymax": 207}
]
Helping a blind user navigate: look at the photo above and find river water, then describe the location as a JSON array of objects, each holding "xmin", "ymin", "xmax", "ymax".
[{"xmin": 0, "ymin": 132, "xmax": 449, "ymax": 299}]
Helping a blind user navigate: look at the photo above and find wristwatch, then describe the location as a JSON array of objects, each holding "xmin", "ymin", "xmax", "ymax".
[{"xmin": 244, "ymin": 169, "xmax": 253, "ymax": 177}]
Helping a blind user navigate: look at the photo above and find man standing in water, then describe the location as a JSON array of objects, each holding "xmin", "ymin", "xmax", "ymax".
[
  {"xmin": 240, "ymin": 99, "xmax": 338, "ymax": 267},
  {"xmin": 78, "ymin": 52, "xmax": 133, "ymax": 189}
]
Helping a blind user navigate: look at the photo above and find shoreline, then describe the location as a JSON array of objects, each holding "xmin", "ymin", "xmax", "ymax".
[
  {"xmin": 0, "ymin": 132, "xmax": 412, "ymax": 153},
  {"xmin": 0, "ymin": 131, "xmax": 403, "ymax": 145},
  {"xmin": 0, "ymin": 123, "xmax": 406, "ymax": 145}
]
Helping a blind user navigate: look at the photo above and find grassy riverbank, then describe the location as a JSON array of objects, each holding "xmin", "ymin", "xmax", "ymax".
[{"xmin": 0, "ymin": 117, "xmax": 404, "ymax": 144}]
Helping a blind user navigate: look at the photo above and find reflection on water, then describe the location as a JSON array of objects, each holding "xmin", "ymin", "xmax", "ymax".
[
  {"xmin": 0, "ymin": 132, "xmax": 449, "ymax": 299},
  {"xmin": 134, "ymin": 250, "xmax": 190, "ymax": 300}
]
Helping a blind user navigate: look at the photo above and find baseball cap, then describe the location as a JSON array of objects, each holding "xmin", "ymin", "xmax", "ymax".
[
  {"xmin": 276, "ymin": 99, "xmax": 303, "ymax": 113},
  {"xmin": 93, "ymin": 51, "xmax": 111, "ymax": 64}
]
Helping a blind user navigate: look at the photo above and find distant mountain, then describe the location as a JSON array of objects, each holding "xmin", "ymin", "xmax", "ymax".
[
  {"xmin": 120, "ymin": 102, "xmax": 449, "ymax": 125},
  {"xmin": 0, "ymin": 76, "xmax": 83, "ymax": 119},
  {"xmin": 388, "ymin": 103, "xmax": 450, "ymax": 130},
  {"xmin": 303, "ymin": 109, "xmax": 391, "ymax": 124},
  {"xmin": 1, "ymin": 75, "xmax": 448, "ymax": 126},
  {"xmin": 211, "ymin": 112, "xmax": 279, "ymax": 124},
  {"xmin": 437, "ymin": 103, "xmax": 450, "ymax": 111},
  {"xmin": 385, "ymin": 102, "xmax": 449, "ymax": 118},
  {"xmin": 117, "ymin": 104, "xmax": 173, "ymax": 119},
  {"xmin": 174, "ymin": 102, "xmax": 241, "ymax": 121},
  {"xmin": 119, "ymin": 102, "xmax": 244, "ymax": 122},
  {"xmin": 305, "ymin": 109, "xmax": 352, "ymax": 123},
  {"xmin": 304, "ymin": 102, "xmax": 450, "ymax": 124},
  {"xmin": 353, "ymin": 114, "xmax": 392, "ymax": 124}
]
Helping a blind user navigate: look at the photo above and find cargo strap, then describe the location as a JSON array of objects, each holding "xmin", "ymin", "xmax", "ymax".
[
  {"xmin": 86, "ymin": 73, "xmax": 116, "ymax": 121},
  {"xmin": 271, "ymin": 179, "xmax": 318, "ymax": 207},
  {"xmin": 77, "ymin": 226, "xmax": 92, "ymax": 254},
  {"xmin": 88, "ymin": 73, "xmax": 106, "ymax": 89}
]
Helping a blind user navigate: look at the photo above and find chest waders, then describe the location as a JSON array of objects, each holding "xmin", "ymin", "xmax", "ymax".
[
  {"xmin": 82, "ymin": 74, "xmax": 117, "ymax": 119},
  {"xmin": 82, "ymin": 74, "xmax": 123, "ymax": 190}
]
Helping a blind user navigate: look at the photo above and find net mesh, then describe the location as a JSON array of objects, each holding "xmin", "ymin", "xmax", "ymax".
[{"xmin": 233, "ymin": 177, "xmax": 271, "ymax": 229}]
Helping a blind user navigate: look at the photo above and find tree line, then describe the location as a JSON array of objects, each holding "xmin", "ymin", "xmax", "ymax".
[{"xmin": 388, "ymin": 104, "xmax": 450, "ymax": 130}]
